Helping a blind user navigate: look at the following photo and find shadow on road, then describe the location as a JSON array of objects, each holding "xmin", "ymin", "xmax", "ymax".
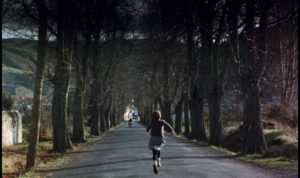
[
  {"xmin": 36, "ymin": 155, "xmax": 236, "ymax": 174},
  {"xmin": 64, "ymin": 144, "xmax": 207, "ymax": 155},
  {"xmin": 65, "ymin": 145, "xmax": 148, "ymax": 154},
  {"xmin": 163, "ymin": 155, "xmax": 238, "ymax": 160},
  {"xmin": 51, "ymin": 167, "xmax": 140, "ymax": 178},
  {"xmin": 99, "ymin": 140, "xmax": 147, "ymax": 144},
  {"xmin": 35, "ymin": 157, "xmax": 151, "ymax": 173}
]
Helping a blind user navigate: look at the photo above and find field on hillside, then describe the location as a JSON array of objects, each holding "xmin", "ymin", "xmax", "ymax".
[
  {"xmin": 2, "ymin": 39, "xmax": 37, "ymax": 94},
  {"xmin": 2, "ymin": 39, "xmax": 53, "ymax": 97}
]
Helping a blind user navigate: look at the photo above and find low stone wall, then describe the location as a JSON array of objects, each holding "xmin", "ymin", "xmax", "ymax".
[{"xmin": 2, "ymin": 110, "xmax": 22, "ymax": 147}]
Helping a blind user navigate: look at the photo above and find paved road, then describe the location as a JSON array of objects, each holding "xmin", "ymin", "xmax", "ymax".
[{"xmin": 47, "ymin": 121, "xmax": 297, "ymax": 178}]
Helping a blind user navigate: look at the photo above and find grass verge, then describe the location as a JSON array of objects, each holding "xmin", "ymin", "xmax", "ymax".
[
  {"xmin": 175, "ymin": 133, "xmax": 298, "ymax": 170},
  {"xmin": 210, "ymin": 146, "xmax": 298, "ymax": 170},
  {"xmin": 2, "ymin": 123, "xmax": 123, "ymax": 178},
  {"xmin": 236, "ymin": 154, "xmax": 298, "ymax": 170}
]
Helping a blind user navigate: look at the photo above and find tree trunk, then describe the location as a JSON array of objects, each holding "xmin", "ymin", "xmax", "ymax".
[
  {"xmin": 109, "ymin": 97, "xmax": 116, "ymax": 127},
  {"xmin": 240, "ymin": 0, "xmax": 267, "ymax": 154},
  {"xmin": 208, "ymin": 4, "xmax": 228, "ymax": 146},
  {"xmin": 241, "ymin": 83, "xmax": 266, "ymax": 153},
  {"xmin": 193, "ymin": 55, "xmax": 207, "ymax": 141},
  {"xmin": 52, "ymin": 85, "xmax": 72, "ymax": 152},
  {"xmin": 110, "ymin": 105, "xmax": 115, "ymax": 127},
  {"xmin": 184, "ymin": 18, "xmax": 192, "ymax": 139},
  {"xmin": 52, "ymin": 39, "xmax": 73, "ymax": 152},
  {"xmin": 90, "ymin": 83, "xmax": 100, "ymax": 135},
  {"xmin": 208, "ymin": 84, "xmax": 223, "ymax": 146},
  {"xmin": 190, "ymin": 85, "xmax": 207, "ymax": 140},
  {"xmin": 72, "ymin": 85, "xmax": 86, "ymax": 143},
  {"xmin": 72, "ymin": 35, "xmax": 90, "ymax": 143},
  {"xmin": 105, "ymin": 107, "xmax": 110, "ymax": 130},
  {"xmin": 228, "ymin": 0, "xmax": 240, "ymax": 62},
  {"xmin": 175, "ymin": 97, "xmax": 183, "ymax": 134},
  {"xmin": 145, "ymin": 106, "xmax": 151, "ymax": 124},
  {"xmin": 52, "ymin": 34, "xmax": 73, "ymax": 152},
  {"xmin": 26, "ymin": 0, "xmax": 47, "ymax": 169},
  {"xmin": 199, "ymin": 2, "xmax": 218, "ymax": 144},
  {"xmin": 89, "ymin": 37, "xmax": 101, "ymax": 135},
  {"xmin": 105, "ymin": 94, "xmax": 112, "ymax": 130},
  {"xmin": 183, "ymin": 93, "xmax": 190, "ymax": 138},
  {"xmin": 52, "ymin": 0, "xmax": 74, "ymax": 153},
  {"xmin": 161, "ymin": 54, "xmax": 172, "ymax": 126},
  {"xmin": 153, "ymin": 98, "xmax": 158, "ymax": 110},
  {"xmin": 99, "ymin": 105, "xmax": 106, "ymax": 132},
  {"xmin": 186, "ymin": 17, "xmax": 206, "ymax": 140},
  {"xmin": 161, "ymin": 101, "xmax": 172, "ymax": 126},
  {"xmin": 81, "ymin": 37, "xmax": 91, "ymax": 127},
  {"xmin": 184, "ymin": 8, "xmax": 206, "ymax": 140},
  {"xmin": 117, "ymin": 112, "xmax": 120, "ymax": 124}
]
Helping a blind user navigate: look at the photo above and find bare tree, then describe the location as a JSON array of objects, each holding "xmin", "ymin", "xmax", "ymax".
[
  {"xmin": 185, "ymin": 0, "xmax": 208, "ymax": 141},
  {"xmin": 265, "ymin": 0, "xmax": 298, "ymax": 105},
  {"xmin": 238, "ymin": 0, "xmax": 269, "ymax": 153},
  {"xmin": 51, "ymin": 0, "xmax": 75, "ymax": 153},
  {"xmin": 25, "ymin": 0, "xmax": 48, "ymax": 169}
]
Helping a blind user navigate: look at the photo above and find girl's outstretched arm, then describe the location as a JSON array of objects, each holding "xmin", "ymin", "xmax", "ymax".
[{"xmin": 162, "ymin": 120, "xmax": 176, "ymax": 135}]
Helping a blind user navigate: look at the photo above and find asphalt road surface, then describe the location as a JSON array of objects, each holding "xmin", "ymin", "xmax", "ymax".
[{"xmin": 48, "ymin": 121, "xmax": 297, "ymax": 178}]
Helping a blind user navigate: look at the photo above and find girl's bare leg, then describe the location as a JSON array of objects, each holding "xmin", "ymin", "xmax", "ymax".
[{"xmin": 157, "ymin": 158, "xmax": 161, "ymax": 167}]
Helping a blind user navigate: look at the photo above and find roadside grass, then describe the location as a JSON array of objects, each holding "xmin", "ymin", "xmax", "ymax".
[
  {"xmin": 264, "ymin": 129, "xmax": 297, "ymax": 144},
  {"xmin": 175, "ymin": 134, "xmax": 208, "ymax": 146},
  {"xmin": 175, "ymin": 127, "xmax": 298, "ymax": 170},
  {"xmin": 2, "ymin": 123, "xmax": 123, "ymax": 178},
  {"xmin": 223, "ymin": 124, "xmax": 240, "ymax": 135},
  {"xmin": 264, "ymin": 129, "xmax": 298, "ymax": 160},
  {"xmin": 2, "ymin": 144, "xmax": 27, "ymax": 178},
  {"xmin": 210, "ymin": 146, "xmax": 237, "ymax": 156},
  {"xmin": 2, "ymin": 142, "xmax": 54, "ymax": 178},
  {"xmin": 210, "ymin": 146, "xmax": 298, "ymax": 170},
  {"xmin": 237, "ymin": 154, "xmax": 298, "ymax": 170}
]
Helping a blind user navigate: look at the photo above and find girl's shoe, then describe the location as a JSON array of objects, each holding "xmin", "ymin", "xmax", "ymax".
[
  {"xmin": 153, "ymin": 164, "xmax": 158, "ymax": 174},
  {"xmin": 157, "ymin": 160, "xmax": 161, "ymax": 167}
]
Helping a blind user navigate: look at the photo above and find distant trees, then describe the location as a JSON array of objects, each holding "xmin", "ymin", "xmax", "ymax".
[
  {"xmin": 2, "ymin": 93, "xmax": 15, "ymax": 110},
  {"xmin": 141, "ymin": 0, "xmax": 185, "ymax": 127}
]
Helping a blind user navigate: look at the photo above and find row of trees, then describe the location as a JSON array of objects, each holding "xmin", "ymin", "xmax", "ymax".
[
  {"xmin": 3, "ymin": 0, "xmax": 135, "ymax": 169},
  {"xmin": 3, "ymin": 0, "xmax": 297, "ymax": 170},
  {"xmin": 134, "ymin": 0, "xmax": 298, "ymax": 154}
]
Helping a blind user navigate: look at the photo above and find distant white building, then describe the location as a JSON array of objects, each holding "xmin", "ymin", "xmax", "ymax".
[{"xmin": 124, "ymin": 106, "xmax": 139, "ymax": 121}]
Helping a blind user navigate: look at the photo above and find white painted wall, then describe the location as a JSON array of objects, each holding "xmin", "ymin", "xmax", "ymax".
[{"xmin": 2, "ymin": 110, "xmax": 22, "ymax": 147}]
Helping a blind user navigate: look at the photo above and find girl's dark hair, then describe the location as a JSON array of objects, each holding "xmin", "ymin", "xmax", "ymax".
[{"xmin": 151, "ymin": 110, "xmax": 161, "ymax": 123}]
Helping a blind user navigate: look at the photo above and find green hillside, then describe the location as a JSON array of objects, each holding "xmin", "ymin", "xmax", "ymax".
[{"xmin": 2, "ymin": 39, "xmax": 37, "ymax": 95}]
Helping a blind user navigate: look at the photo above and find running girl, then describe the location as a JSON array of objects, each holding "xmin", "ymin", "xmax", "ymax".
[{"xmin": 146, "ymin": 110, "xmax": 176, "ymax": 174}]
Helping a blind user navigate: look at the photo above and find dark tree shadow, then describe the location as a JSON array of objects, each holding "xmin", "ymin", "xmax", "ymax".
[{"xmin": 36, "ymin": 155, "xmax": 237, "ymax": 174}]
